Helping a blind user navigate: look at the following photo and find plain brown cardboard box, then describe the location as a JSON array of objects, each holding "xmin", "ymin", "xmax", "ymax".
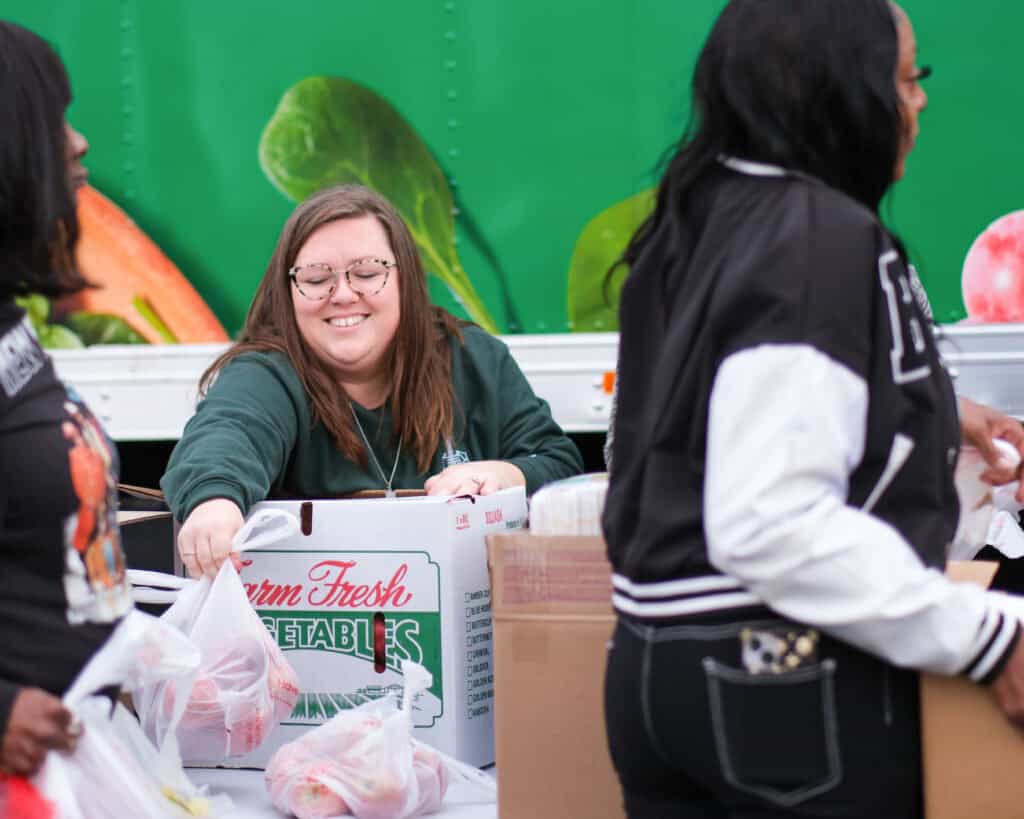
[
  {"xmin": 921, "ymin": 561, "xmax": 1024, "ymax": 819},
  {"xmin": 488, "ymin": 533, "xmax": 625, "ymax": 819},
  {"xmin": 487, "ymin": 540, "xmax": 1024, "ymax": 819}
]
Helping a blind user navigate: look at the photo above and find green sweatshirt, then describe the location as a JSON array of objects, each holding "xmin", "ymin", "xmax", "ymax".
[{"xmin": 161, "ymin": 326, "xmax": 583, "ymax": 520}]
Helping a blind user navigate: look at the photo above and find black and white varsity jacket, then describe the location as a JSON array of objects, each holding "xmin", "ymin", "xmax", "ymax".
[{"xmin": 602, "ymin": 157, "xmax": 1020, "ymax": 683}]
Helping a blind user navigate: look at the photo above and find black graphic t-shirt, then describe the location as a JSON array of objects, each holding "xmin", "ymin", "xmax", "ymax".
[{"xmin": 0, "ymin": 301, "xmax": 132, "ymax": 739}]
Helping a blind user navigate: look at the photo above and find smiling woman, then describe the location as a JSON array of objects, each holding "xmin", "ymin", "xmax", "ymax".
[{"xmin": 160, "ymin": 184, "xmax": 583, "ymax": 578}]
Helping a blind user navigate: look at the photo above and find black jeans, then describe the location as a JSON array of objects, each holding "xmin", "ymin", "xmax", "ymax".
[{"xmin": 604, "ymin": 610, "xmax": 922, "ymax": 819}]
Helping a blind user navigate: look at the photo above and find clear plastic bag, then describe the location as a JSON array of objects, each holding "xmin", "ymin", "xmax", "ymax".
[
  {"xmin": 31, "ymin": 610, "xmax": 232, "ymax": 818},
  {"xmin": 264, "ymin": 661, "xmax": 495, "ymax": 819},
  {"xmin": 132, "ymin": 509, "xmax": 301, "ymax": 761}
]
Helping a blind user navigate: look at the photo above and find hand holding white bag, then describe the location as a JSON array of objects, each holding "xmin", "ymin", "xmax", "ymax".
[
  {"xmin": 264, "ymin": 660, "xmax": 495, "ymax": 819},
  {"xmin": 951, "ymin": 440, "xmax": 1024, "ymax": 561},
  {"xmin": 132, "ymin": 509, "xmax": 302, "ymax": 761},
  {"xmin": 32, "ymin": 610, "xmax": 231, "ymax": 818}
]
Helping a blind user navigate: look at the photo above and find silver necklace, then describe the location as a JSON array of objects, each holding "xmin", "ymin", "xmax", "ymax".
[{"xmin": 350, "ymin": 405, "xmax": 402, "ymax": 498}]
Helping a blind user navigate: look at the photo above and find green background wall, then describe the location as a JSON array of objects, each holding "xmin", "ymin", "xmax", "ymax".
[{"xmin": 5, "ymin": 1, "xmax": 1019, "ymax": 333}]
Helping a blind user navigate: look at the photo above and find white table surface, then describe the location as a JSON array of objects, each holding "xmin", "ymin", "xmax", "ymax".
[{"xmin": 187, "ymin": 767, "xmax": 498, "ymax": 819}]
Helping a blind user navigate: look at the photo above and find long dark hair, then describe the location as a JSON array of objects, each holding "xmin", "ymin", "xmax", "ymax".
[
  {"xmin": 0, "ymin": 21, "xmax": 88, "ymax": 301},
  {"xmin": 202, "ymin": 185, "xmax": 464, "ymax": 472},
  {"xmin": 622, "ymin": 0, "xmax": 903, "ymax": 273}
]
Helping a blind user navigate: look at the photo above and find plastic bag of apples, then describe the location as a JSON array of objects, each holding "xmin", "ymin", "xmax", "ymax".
[
  {"xmin": 265, "ymin": 661, "xmax": 495, "ymax": 819},
  {"xmin": 130, "ymin": 510, "xmax": 301, "ymax": 762}
]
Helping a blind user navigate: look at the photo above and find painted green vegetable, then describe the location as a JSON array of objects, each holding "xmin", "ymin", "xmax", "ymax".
[
  {"xmin": 260, "ymin": 76, "xmax": 498, "ymax": 333},
  {"xmin": 16, "ymin": 293, "xmax": 50, "ymax": 329},
  {"xmin": 567, "ymin": 189, "xmax": 654, "ymax": 332},
  {"xmin": 16, "ymin": 294, "xmax": 84, "ymax": 348},
  {"xmin": 37, "ymin": 324, "xmax": 85, "ymax": 349},
  {"xmin": 64, "ymin": 312, "xmax": 148, "ymax": 345}
]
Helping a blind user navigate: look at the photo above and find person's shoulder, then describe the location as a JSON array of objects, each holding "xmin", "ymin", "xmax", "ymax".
[
  {"xmin": 458, "ymin": 323, "xmax": 507, "ymax": 351},
  {"xmin": 733, "ymin": 176, "xmax": 883, "ymax": 277},
  {"xmin": 453, "ymin": 324, "xmax": 513, "ymax": 366},
  {"xmin": 213, "ymin": 348, "xmax": 303, "ymax": 396},
  {"xmin": 813, "ymin": 177, "xmax": 878, "ymax": 221},
  {"xmin": 784, "ymin": 176, "xmax": 882, "ymax": 243}
]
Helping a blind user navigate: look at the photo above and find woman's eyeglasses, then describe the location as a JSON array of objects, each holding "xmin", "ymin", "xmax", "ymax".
[{"xmin": 288, "ymin": 258, "xmax": 395, "ymax": 300}]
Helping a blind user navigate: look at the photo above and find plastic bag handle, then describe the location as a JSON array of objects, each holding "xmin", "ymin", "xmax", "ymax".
[
  {"xmin": 411, "ymin": 739, "xmax": 498, "ymax": 797},
  {"xmin": 127, "ymin": 569, "xmax": 192, "ymax": 590},
  {"xmin": 231, "ymin": 508, "xmax": 300, "ymax": 553},
  {"xmin": 127, "ymin": 569, "xmax": 194, "ymax": 604}
]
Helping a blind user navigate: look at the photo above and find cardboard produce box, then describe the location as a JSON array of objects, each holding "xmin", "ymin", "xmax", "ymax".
[
  {"xmin": 487, "ymin": 532, "xmax": 626, "ymax": 819},
  {"xmin": 921, "ymin": 560, "xmax": 1024, "ymax": 819},
  {"xmin": 187, "ymin": 487, "xmax": 527, "ymax": 768},
  {"xmin": 487, "ymin": 542, "xmax": 1024, "ymax": 819}
]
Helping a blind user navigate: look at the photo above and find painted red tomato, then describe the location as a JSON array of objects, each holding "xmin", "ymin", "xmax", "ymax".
[{"xmin": 963, "ymin": 211, "xmax": 1024, "ymax": 322}]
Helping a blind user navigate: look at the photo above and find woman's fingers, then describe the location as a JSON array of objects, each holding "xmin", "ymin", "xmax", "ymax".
[
  {"xmin": 178, "ymin": 529, "xmax": 201, "ymax": 578},
  {"xmin": 475, "ymin": 473, "xmax": 500, "ymax": 495},
  {"xmin": 424, "ymin": 467, "xmax": 499, "ymax": 496},
  {"xmin": 195, "ymin": 530, "xmax": 217, "ymax": 578}
]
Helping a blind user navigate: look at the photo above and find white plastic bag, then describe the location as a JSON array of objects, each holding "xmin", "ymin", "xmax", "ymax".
[
  {"xmin": 264, "ymin": 661, "xmax": 495, "ymax": 819},
  {"xmin": 132, "ymin": 509, "xmax": 302, "ymax": 761},
  {"xmin": 32, "ymin": 610, "xmax": 231, "ymax": 818},
  {"xmin": 950, "ymin": 441, "xmax": 1024, "ymax": 561}
]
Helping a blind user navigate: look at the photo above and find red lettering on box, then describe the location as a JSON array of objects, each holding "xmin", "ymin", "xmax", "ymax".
[
  {"xmin": 485, "ymin": 509, "xmax": 503, "ymax": 525},
  {"xmin": 455, "ymin": 513, "xmax": 470, "ymax": 531},
  {"xmin": 306, "ymin": 560, "xmax": 413, "ymax": 609},
  {"xmin": 243, "ymin": 578, "xmax": 303, "ymax": 607}
]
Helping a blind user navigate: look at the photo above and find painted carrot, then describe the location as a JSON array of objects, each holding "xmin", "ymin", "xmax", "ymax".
[{"xmin": 58, "ymin": 185, "xmax": 229, "ymax": 344}]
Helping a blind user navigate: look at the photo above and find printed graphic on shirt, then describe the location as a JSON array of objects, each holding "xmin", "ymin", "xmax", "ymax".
[
  {"xmin": 61, "ymin": 389, "xmax": 132, "ymax": 624},
  {"xmin": 441, "ymin": 443, "xmax": 470, "ymax": 468},
  {"xmin": 878, "ymin": 250, "xmax": 931, "ymax": 385},
  {"xmin": 907, "ymin": 264, "xmax": 934, "ymax": 321},
  {"xmin": 0, "ymin": 318, "xmax": 45, "ymax": 398}
]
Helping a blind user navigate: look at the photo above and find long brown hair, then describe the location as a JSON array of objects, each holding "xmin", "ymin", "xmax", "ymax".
[{"xmin": 201, "ymin": 184, "xmax": 464, "ymax": 472}]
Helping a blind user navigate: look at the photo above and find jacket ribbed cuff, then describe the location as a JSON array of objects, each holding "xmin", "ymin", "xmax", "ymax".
[{"xmin": 964, "ymin": 610, "xmax": 1021, "ymax": 685}]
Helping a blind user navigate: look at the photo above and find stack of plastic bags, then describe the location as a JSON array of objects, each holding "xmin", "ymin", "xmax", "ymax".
[
  {"xmin": 264, "ymin": 660, "xmax": 494, "ymax": 819},
  {"xmin": 31, "ymin": 610, "xmax": 232, "ymax": 818},
  {"xmin": 528, "ymin": 473, "xmax": 608, "ymax": 535},
  {"xmin": 130, "ymin": 509, "xmax": 301, "ymax": 761}
]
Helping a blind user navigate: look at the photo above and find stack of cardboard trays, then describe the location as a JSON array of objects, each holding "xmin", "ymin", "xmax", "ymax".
[{"xmin": 179, "ymin": 487, "xmax": 528, "ymax": 769}]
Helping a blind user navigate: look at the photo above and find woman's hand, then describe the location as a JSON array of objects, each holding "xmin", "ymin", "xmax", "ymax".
[
  {"xmin": 991, "ymin": 634, "xmax": 1024, "ymax": 733},
  {"xmin": 177, "ymin": 498, "xmax": 245, "ymax": 578},
  {"xmin": 959, "ymin": 396, "xmax": 1024, "ymax": 500},
  {"xmin": 424, "ymin": 460, "xmax": 525, "ymax": 497},
  {"xmin": 0, "ymin": 688, "xmax": 79, "ymax": 776}
]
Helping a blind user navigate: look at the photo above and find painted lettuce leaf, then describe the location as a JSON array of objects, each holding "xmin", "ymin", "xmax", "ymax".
[
  {"xmin": 567, "ymin": 189, "xmax": 654, "ymax": 332},
  {"xmin": 16, "ymin": 294, "xmax": 83, "ymax": 349},
  {"xmin": 65, "ymin": 313, "xmax": 148, "ymax": 345},
  {"xmin": 260, "ymin": 76, "xmax": 498, "ymax": 333}
]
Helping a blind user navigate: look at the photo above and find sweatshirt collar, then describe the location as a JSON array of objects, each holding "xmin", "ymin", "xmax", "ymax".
[{"xmin": 717, "ymin": 155, "xmax": 788, "ymax": 177}]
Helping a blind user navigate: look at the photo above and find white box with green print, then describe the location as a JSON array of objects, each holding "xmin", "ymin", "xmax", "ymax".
[{"xmin": 184, "ymin": 487, "xmax": 527, "ymax": 769}]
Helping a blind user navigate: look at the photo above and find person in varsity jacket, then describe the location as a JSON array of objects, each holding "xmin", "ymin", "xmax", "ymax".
[
  {"xmin": 0, "ymin": 23, "xmax": 133, "ymax": 778},
  {"xmin": 602, "ymin": 2, "xmax": 1024, "ymax": 817}
]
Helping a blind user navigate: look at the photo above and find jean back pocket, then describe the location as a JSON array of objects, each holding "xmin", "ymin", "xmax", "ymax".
[{"xmin": 703, "ymin": 657, "xmax": 841, "ymax": 808}]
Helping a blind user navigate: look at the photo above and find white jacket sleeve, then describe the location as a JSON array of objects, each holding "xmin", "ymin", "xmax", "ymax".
[{"xmin": 704, "ymin": 343, "xmax": 1019, "ymax": 681}]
